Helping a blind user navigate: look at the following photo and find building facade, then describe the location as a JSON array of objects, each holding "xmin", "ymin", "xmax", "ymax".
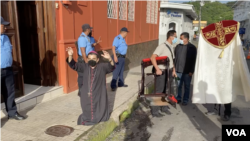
[
  {"xmin": 193, "ymin": 21, "xmax": 207, "ymax": 31},
  {"xmin": 232, "ymin": 1, "xmax": 250, "ymax": 47},
  {"xmin": 1, "ymin": 1, "xmax": 160, "ymax": 97},
  {"xmin": 159, "ymin": 2, "xmax": 197, "ymax": 45}
]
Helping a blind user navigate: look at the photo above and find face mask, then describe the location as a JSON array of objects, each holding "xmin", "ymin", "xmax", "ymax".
[
  {"xmin": 180, "ymin": 40, "xmax": 184, "ymax": 44},
  {"xmin": 88, "ymin": 60, "xmax": 97, "ymax": 67},
  {"xmin": 172, "ymin": 37, "xmax": 178, "ymax": 44}
]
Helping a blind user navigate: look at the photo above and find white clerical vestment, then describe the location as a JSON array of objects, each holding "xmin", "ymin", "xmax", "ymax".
[{"xmin": 192, "ymin": 20, "xmax": 250, "ymax": 104}]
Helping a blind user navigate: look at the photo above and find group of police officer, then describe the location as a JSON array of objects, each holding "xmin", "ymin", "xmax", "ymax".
[{"xmin": 77, "ymin": 24, "xmax": 129, "ymax": 93}]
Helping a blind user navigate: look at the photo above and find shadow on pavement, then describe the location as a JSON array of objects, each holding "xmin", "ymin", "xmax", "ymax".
[{"xmin": 105, "ymin": 100, "xmax": 153, "ymax": 141}]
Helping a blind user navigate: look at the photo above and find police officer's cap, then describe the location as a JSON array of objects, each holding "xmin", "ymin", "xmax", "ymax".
[
  {"xmin": 82, "ymin": 24, "xmax": 92, "ymax": 31},
  {"xmin": 1, "ymin": 17, "xmax": 10, "ymax": 25},
  {"xmin": 120, "ymin": 27, "xmax": 129, "ymax": 32}
]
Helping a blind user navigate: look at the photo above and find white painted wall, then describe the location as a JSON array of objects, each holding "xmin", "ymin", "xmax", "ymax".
[
  {"xmin": 233, "ymin": 1, "xmax": 250, "ymax": 46},
  {"xmin": 183, "ymin": 14, "xmax": 194, "ymax": 43},
  {"xmin": 159, "ymin": 9, "xmax": 183, "ymax": 45},
  {"xmin": 159, "ymin": 8, "xmax": 194, "ymax": 45}
]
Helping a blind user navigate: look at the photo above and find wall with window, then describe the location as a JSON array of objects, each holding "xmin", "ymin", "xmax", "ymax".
[
  {"xmin": 159, "ymin": 9, "xmax": 184, "ymax": 45},
  {"xmin": 159, "ymin": 8, "xmax": 196, "ymax": 45},
  {"xmin": 56, "ymin": 1, "xmax": 160, "ymax": 93}
]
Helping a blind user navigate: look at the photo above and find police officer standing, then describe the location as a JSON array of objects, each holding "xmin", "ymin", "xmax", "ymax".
[
  {"xmin": 78, "ymin": 24, "xmax": 93, "ymax": 63},
  {"xmin": 77, "ymin": 24, "xmax": 93, "ymax": 96},
  {"xmin": 111, "ymin": 27, "xmax": 129, "ymax": 91},
  {"xmin": 1, "ymin": 17, "xmax": 25, "ymax": 120},
  {"xmin": 88, "ymin": 28, "xmax": 102, "ymax": 49}
]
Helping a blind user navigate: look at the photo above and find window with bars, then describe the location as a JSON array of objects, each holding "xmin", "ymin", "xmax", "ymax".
[
  {"xmin": 119, "ymin": 0, "xmax": 127, "ymax": 20},
  {"xmin": 128, "ymin": 0, "xmax": 135, "ymax": 21},
  {"xmin": 150, "ymin": 1, "xmax": 155, "ymax": 24},
  {"xmin": 154, "ymin": 1, "xmax": 158, "ymax": 24},
  {"xmin": 107, "ymin": 0, "xmax": 118, "ymax": 19},
  {"xmin": 146, "ymin": 0, "xmax": 158, "ymax": 24},
  {"xmin": 146, "ymin": 0, "xmax": 151, "ymax": 23}
]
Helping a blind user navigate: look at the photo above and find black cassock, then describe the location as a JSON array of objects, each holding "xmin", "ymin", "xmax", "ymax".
[{"xmin": 67, "ymin": 58, "xmax": 115, "ymax": 125}]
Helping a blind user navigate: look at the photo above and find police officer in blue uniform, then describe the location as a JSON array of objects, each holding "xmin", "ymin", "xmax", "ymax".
[
  {"xmin": 78, "ymin": 24, "xmax": 93, "ymax": 63},
  {"xmin": 88, "ymin": 28, "xmax": 102, "ymax": 50},
  {"xmin": 77, "ymin": 24, "xmax": 93, "ymax": 96},
  {"xmin": 1, "ymin": 17, "xmax": 25, "ymax": 120},
  {"xmin": 111, "ymin": 27, "xmax": 129, "ymax": 91}
]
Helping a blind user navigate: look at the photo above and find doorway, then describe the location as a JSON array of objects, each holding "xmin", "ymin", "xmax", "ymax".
[
  {"xmin": 169, "ymin": 22, "xmax": 176, "ymax": 30},
  {"xmin": 16, "ymin": 1, "xmax": 42, "ymax": 85},
  {"xmin": 1, "ymin": 1, "xmax": 58, "ymax": 103}
]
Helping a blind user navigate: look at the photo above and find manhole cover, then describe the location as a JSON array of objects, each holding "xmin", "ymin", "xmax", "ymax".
[{"xmin": 45, "ymin": 125, "xmax": 74, "ymax": 137}]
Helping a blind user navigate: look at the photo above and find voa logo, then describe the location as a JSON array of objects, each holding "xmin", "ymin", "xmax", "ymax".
[{"xmin": 226, "ymin": 129, "xmax": 246, "ymax": 136}]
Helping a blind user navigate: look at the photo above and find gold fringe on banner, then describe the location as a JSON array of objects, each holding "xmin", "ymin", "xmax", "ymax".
[{"xmin": 219, "ymin": 49, "xmax": 224, "ymax": 58}]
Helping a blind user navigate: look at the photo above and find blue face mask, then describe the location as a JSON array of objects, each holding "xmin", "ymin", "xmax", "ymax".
[
  {"xmin": 180, "ymin": 40, "xmax": 184, "ymax": 44},
  {"xmin": 172, "ymin": 37, "xmax": 178, "ymax": 44}
]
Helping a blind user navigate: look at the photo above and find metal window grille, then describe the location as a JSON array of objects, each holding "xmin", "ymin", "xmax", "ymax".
[
  {"xmin": 119, "ymin": 0, "xmax": 127, "ymax": 20},
  {"xmin": 150, "ymin": 0, "xmax": 155, "ymax": 24},
  {"xmin": 146, "ymin": 0, "xmax": 151, "ymax": 23},
  {"xmin": 107, "ymin": 0, "xmax": 118, "ymax": 19},
  {"xmin": 128, "ymin": 0, "xmax": 135, "ymax": 21},
  {"xmin": 154, "ymin": 1, "xmax": 158, "ymax": 24}
]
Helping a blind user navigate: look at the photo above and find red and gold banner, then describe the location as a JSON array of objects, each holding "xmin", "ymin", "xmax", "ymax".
[
  {"xmin": 201, "ymin": 20, "xmax": 239, "ymax": 58},
  {"xmin": 202, "ymin": 20, "xmax": 239, "ymax": 48}
]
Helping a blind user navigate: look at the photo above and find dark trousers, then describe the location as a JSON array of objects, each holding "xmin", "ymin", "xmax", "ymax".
[
  {"xmin": 224, "ymin": 103, "xmax": 231, "ymax": 116},
  {"xmin": 77, "ymin": 72, "xmax": 83, "ymax": 96},
  {"xmin": 1, "ymin": 67, "xmax": 17, "ymax": 116},
  {"xmin": 151, "ymin": 69, "xmax": 173, "ymax": 115},
  {"xmin": 176, "ymin": 72, "xmax": 192, "ymax": 103},
  {"xmin": 111, "ymin": 57, "xmax": 125, "ymax": 89}
]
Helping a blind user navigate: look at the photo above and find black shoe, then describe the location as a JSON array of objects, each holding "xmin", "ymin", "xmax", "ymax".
[
  {"xmin": 111, "ymin": 87, "xmax": 117, "ymax": 91},
  {"xmin": 8, "ymin": 113, "xmax": 26, "ymax": 120},
  {"xmin": 162, "ymin": 110, "xmax": 171, "ymax": 115},
  {"xmin": 152, "ymin": 113, "xmax": 164, "ymax": 118},
  {"xmin": 118, "ymin": 84, "xmax": 128, "ymax": 87},
  {"xmin": 221, "ymin": 115, "xmax": 230, "ymax": 121},
  {"xmin": 177, "ymin": 100, "xmax": 181, "ymax": 104},
  {"xmin": 182, "ymin": 102, "xmax": 188, "ymax": 106}
]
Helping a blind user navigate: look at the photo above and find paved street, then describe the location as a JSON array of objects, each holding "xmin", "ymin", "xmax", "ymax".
[
  {"xmin": 106, "ymin": 50, "xmax": 250, "ymax": 141},
  {"xmin": 106, "ymin": 97, "xmax": 250, "ymax": 141}
]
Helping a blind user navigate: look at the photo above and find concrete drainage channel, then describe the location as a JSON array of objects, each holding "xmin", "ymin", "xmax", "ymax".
[
  {"xmin": 74, "ymin": 82, "xmax": 155, "ymax": 141},
  {"xmin": 105, "ymin": 101, "xmax": 153, "ymax": 141}
]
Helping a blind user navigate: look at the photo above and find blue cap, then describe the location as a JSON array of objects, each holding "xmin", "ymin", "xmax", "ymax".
[
  {"xmin": 1, "ymin": 17, "xmax": 10, "ymax": 25},
  {"xmin": 82, "ymin": 24, "xmax": 92, "ymax": 31},
  {"xmin": 120, "ymin": 27, "xmax": 129, "ymax": 32}
]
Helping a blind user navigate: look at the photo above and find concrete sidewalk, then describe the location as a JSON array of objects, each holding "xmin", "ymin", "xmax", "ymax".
[{"xmin": 1, "ymin": 65, "xmax": 153, "ymax": 141}]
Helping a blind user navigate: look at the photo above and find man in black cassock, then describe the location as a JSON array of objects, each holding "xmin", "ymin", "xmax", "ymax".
[{"xmin": 66, "ymin": 47, "xmax": 115, "ymax": 125}]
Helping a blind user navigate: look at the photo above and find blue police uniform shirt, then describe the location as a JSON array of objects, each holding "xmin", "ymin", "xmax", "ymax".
[
  {"xmin": 88, "ymin": 36, "xmax": 96, "ymax": 51},
  {"xmin": 1, "ymin": 34, "xmax": 13, "ymax": 69},
  {"xmin": 78, "ymin": 32, "xmax": 93, "ymax": 56},
  {"xmin": 112, "ymin": 34, "xmax": 128, "ymax": 55}
]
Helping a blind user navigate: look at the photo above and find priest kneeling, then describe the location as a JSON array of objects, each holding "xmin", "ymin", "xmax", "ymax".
[
  {"xmin": 192, "ymin": 20, "xmax": 250, "ymax": 121},
  {"xmin": 66, "ymin": 47, "xmax": 115, "ymax": 125}
]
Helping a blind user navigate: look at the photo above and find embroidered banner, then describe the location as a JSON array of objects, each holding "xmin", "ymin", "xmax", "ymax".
[{"xmin": 201, "ymin": 20, "xmax": 239, "ymax": 49}]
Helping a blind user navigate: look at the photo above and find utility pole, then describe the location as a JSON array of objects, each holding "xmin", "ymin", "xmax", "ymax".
[
  {"xmin": 199, "ymin": 4, "xmax": 201, "ymax": 33},
  {"xmin": 198, "ymin": 1, "xmax": 204, "ymax": 34}
]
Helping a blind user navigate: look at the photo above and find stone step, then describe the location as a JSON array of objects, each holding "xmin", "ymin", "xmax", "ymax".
[{"xmin": 1, "ymin": 85, "xmax": 64, "ymax": 119}]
